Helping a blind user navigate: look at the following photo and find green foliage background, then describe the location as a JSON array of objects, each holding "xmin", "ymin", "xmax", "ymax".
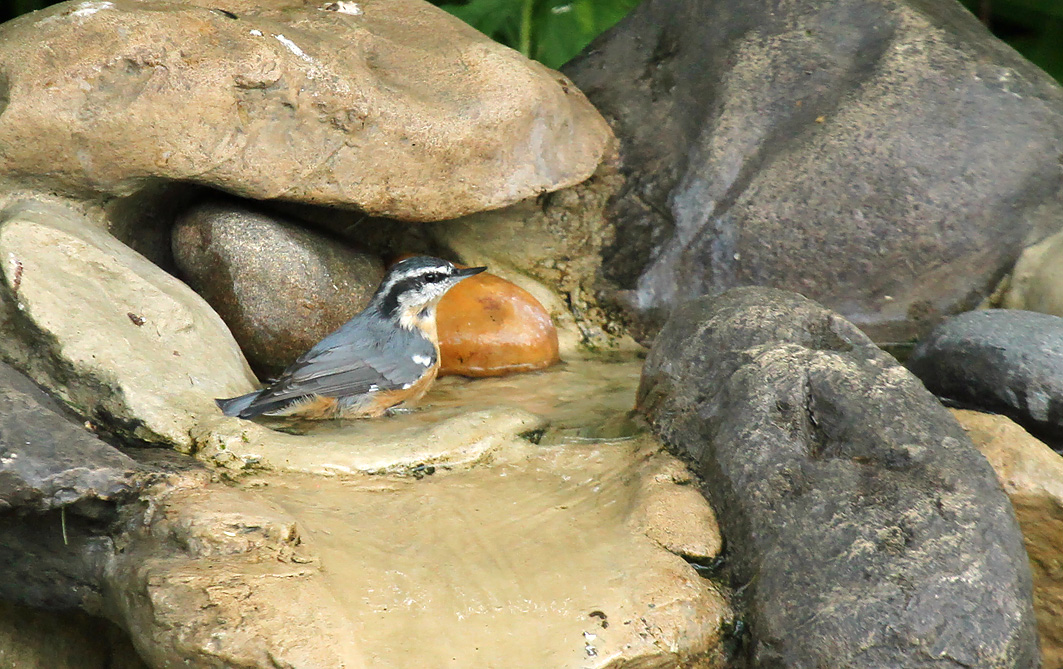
[
  {"xmin": 2, "ymin": 0, "xmax": 1061, "ymax": 79},
  {"xmin": 433, "ymin": 0, "xmax": 640, "ymax": 68}
]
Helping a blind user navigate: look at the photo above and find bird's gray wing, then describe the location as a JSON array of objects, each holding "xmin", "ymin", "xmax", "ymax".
[{"xmin": 246, "ymin": 323, "xmax": 434, "ymax": 410}]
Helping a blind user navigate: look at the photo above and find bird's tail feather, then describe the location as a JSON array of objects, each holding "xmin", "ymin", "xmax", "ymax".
[{"xmin": 215, "ymin": 391, "xmax": 263, "ymax": 418}]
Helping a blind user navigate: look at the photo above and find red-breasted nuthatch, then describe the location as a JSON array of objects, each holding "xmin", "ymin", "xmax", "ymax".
[{"xmin": 216, "ymin": 256, "xmax": 486, "ymax": 420}]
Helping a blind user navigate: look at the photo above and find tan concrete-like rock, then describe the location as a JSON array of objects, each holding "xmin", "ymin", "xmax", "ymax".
[
  {"xmin": 0, "ymin": 198, "xmax": 635, "ymax": 475},
  {"xmin": 0, "ymin": 199, "xmax": 257, "ymax": 448},
  {"xmin": 104, "ymin": 475, "xmax": 366, "ymax": 669},
  {"xmin": 952, "ymin": 409, "xmax": 1063, "ymax": 668},
  {"xmin": 1003, "ymin": 228, "xmax": 1063, "ymax": 319},
  {"xmin": 4, "ymin": 357, "xmax": 734, "ymax": 668},
  {"xmin": 630, "ymin": 454, "xmax": 723, "ymax": 561},
  {"xmin": 437, "ymin": 271, "xmax": 561, "ymax": 377},
  {"xmin": 0, "ymin": 0, "xmax": 612, "ymax": 221},
  {"xmin": 172, "ymin": 200, "xmax": 384, "ymax": 376},
  {"xmin": 197, "ymin": 356, "xmax": 641, "ymax": 475},
  {"xmin": 257, "ymin": 436, "xmax": 733, "ymax": 668}
]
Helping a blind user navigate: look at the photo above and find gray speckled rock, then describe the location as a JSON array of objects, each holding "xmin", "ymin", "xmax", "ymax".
[
  {"xmin": 907, "ymin": 309, "xmax": 1063, "ymax": 440},
  {"xmin": 637, "ymin": 287, "xmax": 1039, "ymax": 667},
  {"xmin": 172, "ymin": 200, "xmax": 384, "ymax": 376},
  {"xmin": 0, "ymin": 361, "xmax": 144, "ymax": 514},
  {"xmin": 566, "ymin": 0, "xmax": 1063, "ymax": 343}
]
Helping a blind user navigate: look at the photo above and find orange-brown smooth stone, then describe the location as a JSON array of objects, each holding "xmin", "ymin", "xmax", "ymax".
[{"xmin": 437, "ymin": 273, "xmax": 560, "ymax": 377}]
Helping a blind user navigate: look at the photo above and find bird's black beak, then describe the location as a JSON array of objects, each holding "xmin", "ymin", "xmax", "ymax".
[{"xmin": 455, "ymin": 266, "xmax": 488, "ymax": 279}]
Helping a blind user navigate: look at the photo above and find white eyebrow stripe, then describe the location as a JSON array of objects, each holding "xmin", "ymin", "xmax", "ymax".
[
  {"xmin": 399, "ymin": 266, "xmax": 450, "ymax": 280},
  {"xmin": 378, "ymin": 264, "xmax": 451, "ymax": 295}
]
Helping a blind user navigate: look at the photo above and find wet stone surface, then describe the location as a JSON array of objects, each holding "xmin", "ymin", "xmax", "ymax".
[
  {"xmin": 437, "ymin": 271, "xmax": 561, "ymax": 378},
  {"xmin": 0, "ymin": 347, "xmax": 737, "ymax": 668},
  {"xmin": 256, "ymin": 436, "xmax": 731, "ymax": 668}
]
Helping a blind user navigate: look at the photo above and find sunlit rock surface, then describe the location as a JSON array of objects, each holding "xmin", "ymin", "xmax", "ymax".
[
  {"xmin": 0, "ymin": 200, "xmax": 257, "ymax": 449},
  {"xmin": 0, "ymin": 0, "xmax": 611, "ymax": 221},
  {"xmin": 953, "ymin": 409, "xmax": 1063, "ymax": 668},
  {"xmin": 437, "ymin": 271, "xmax": 561, "ymax": 377}
]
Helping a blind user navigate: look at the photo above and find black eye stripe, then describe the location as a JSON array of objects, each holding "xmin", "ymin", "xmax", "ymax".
[{"xmin": 376, "ymin": 269, "xmax": 451, "ymax": 316}]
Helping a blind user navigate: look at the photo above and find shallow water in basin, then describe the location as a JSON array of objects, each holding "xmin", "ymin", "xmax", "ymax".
[
  {"xmin": 280, "ymin": 353, "xmax": 646, "ymax": 444},
  {"xmin": 293, "ymin": 355, "xmax": 637, "ymax": 438},
  {"xmin": 249, "ymin": 353, "xmax": 729, "ymax": 667}
]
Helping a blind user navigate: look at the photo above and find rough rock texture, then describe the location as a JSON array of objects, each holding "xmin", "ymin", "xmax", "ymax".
[
  {"xmin": 0, "ymin": 200, "xmax": 549, "ymax": 470},
  {"xmin": 0, "ymin": 0, "xmax": 611, "ymax": 221},
  {"xmin": 0, "ymin": 361, "xmax": 145, "ymax": 513},
  {"xmin": 564, "ymin": 0, "xmax": 1063, "ymax": 343},
  {"xmin": 0, "ymin": 601, "xmax": 147, "ymax": 669},
  {"xmin": 1003, "ymin": 228, "xmax": 1063, "ymax": 319},
  {"xmin": 2, "ymin": 434, "xmax": 735, "ymax": 668},
  {"xmin": 637, "ymin": 287, "xmax": 1039, "ymax": 667},
  {"xmin": 0, "ymin": 451, "xmax": 368, "ymax": 668},
  {"xmin": 907, "ymin": 309, "xmax": 1063, "ymax": 440},
  {"xmin": 437, "ymin": 271, "xmax": 561, "ymax": 377},
  {"xmin": 628, "ymin": 450, "xmax": 722, "ymax": 560},
  {"xmin": 433, "ymin": 159, "xmax": 633, "ymax": 354},
  {"xmin": 173, "ymin": 200, "xmax": 384, "ymax": 376},
  {"xmin": 953, "ymin": 409, "xmax": 1063, "ymax": 668},
  {"xmin": 0, "ymin": 199, "xmax": 258, "ymax": 449}
]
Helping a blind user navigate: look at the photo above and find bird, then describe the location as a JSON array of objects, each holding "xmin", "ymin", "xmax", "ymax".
[{"xmin": 216, "ymin": 256, "xmax": 486, "ymax": 420}]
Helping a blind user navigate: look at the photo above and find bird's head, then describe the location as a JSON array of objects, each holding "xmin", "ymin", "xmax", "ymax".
[{"xmin": 373, "ymin": 256, "xmax": 486, "ymax": 325}]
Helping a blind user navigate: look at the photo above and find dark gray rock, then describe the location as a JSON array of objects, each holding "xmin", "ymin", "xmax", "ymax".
[
  {"xmin": 907, "ymin": 309, "xmax": 1063, "ymax": 441},
  {"xmin": 0, "ymin": 361, "xmax": 144, "ymax": 514},
  {"xmin": 172, "ymin": 200, "xmax": 385, "ymax": 377},
  {"xmin": 637, "ymin": 287, "xmax": 1039, "ymax": 667},
  {"xmin": 566, "ymin": 0, "xmax": 1063, "ymax": 344}
]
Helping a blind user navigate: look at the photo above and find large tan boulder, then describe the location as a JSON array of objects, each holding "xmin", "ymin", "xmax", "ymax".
[{"xmin": 0, "ymin": 0, "xmax": 612, "ymax": 221}]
